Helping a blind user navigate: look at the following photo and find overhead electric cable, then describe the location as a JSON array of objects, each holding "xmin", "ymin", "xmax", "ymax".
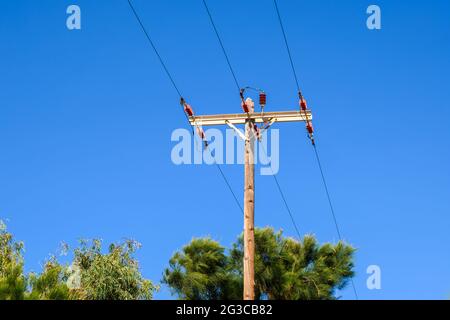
[
  {"xmin": 313, "ymin": 142, "xmax": 359, "ymax": 299},
  {"xmin": 201, "ymin": 0, "xmax": 241, "ymax": 93},
  {"xmin": 259, "ymin": 142, "xmax": 302, "ymax": 240},
  {"xmin": 126, "ymin": 0, "xmax": 243, "ymax": 214},
  {"xmin": 215, "ymin": 162, "xmax": 244, "ymax": 214},
  {"xmin": 127, "ymin": 0, "xmax": 191, "ymax": 127},
  {"xmin": 313, "ymin": 144, "xmax": 342, "ymax": 239},
  {"xmin": 273, "ymin": 0, "xmax": 301, "ymax": 94},
  {"xmin": 272, "ymin": 0, "xmax": 358, "ymax": 299}
]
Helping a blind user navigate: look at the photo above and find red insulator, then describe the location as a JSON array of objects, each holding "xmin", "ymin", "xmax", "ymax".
[
  {"xmin": 242, "ymin": 101, "xmax": 249, "ymax": 113},
  {"xmin": 306, "ymin": 122, "xmax": 314, "ymax": 134},
  {"xmin": 300, "ymin": 98, "xmax": 307, "ymax": 111},
  {"xmin": 196, "ymin": 126, "xmax": 206, "ymax": 140},
  {"xmin": 253, "ymin": 124, "xmax": 260, "ymax": 139},
  {"xmin": 184, "ymin": 104, "xmax": 194, "ymax": 117},
  {"xmin": 259, "ymin": 92, "xmax": 266, "ymax": 106}
]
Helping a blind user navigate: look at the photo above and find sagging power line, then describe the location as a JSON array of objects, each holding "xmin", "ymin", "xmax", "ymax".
[
  {"xmin": 273, "ymin": 0, "xmax": 358, "ymax": 299},
  {"xmin": 126, "ymin": 0, "xmax": 244, "ymax": 215}
]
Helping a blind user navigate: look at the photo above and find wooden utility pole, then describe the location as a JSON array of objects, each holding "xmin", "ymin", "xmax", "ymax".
[
  {"xmin": 189, "ymin": 99, "xmax": 312, "ymax": 300},
  {"xmin": 243, "ymin": 101, "xmax": 255, "ymax": 300}
]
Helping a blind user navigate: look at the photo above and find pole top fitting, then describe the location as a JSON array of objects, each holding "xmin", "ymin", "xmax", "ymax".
[{"xmin": 245, "ymin": 98, "xmax": 255, "ymax": 113}]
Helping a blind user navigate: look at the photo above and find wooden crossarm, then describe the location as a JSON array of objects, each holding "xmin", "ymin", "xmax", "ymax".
[{"xmin": 189, "ymin": 110, "xmax": 312, "ymax": 126}]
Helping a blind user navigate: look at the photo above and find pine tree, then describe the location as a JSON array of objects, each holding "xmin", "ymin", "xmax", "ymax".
[
  {"xmin": 163, "ymin": 238, "xmax": 240, "ymax": 299},
  {"xmin": 164, "ymin": 227, "xmax": 355, "ymax": 300}
]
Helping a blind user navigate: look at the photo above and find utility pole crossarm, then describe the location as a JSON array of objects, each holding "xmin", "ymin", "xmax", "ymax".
[{"xmin": 189, "ymin": 110, "xmax": 312, "ymax": 126}]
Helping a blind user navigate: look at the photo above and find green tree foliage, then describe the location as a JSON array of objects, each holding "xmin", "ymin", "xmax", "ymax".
[
  {"xmin": 70, "ymin": 239, "xmax": 156, "ymax": 300},
  {"xmin": 0, "ymin": 221, "xmax": 156, "ymax": 300},
  {"xmin": 0, "ymin": 221, "xmax": 27, "ymax": 300},
  {"xmin": 162, "ymin": 238, "xmax": 240, "ymax": 299},
  {"xmin": 28, "ymin": 259, "xmax": 70, "ymax": 300},
  {"xmin": 164, "ymin": 227, "xmax": 355, "ymax": 300}
]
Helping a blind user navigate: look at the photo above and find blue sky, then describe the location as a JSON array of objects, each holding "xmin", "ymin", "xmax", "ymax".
[{"xmin": 1, "ymin": 0, "xmax": 449, "ymax": 299}]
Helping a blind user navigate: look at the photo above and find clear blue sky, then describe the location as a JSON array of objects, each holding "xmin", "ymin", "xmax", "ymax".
[{"xmin": 1, "ymin": 0, "xmax": 449, "ymax": 299}]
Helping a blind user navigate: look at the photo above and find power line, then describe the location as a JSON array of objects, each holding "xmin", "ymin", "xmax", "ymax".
[
  {"xmin": 312, "ymin": 142, "xmax": 358, "ymax": 300},
  {"xmin": 273, "ymin": 174, "xmax": 302, "ymax": 239},
  {"xmin": 201, "ymin": 0, "xmax": 241, "ymax": 93},
  {"xmin": 214, "ymin": 162, "xmax": 244, "ymax": 214},
  {"xmin": 126, "ymin": 0, "xmax": 243, "ymax": 217},
  {"xmin": 259, "ymin": 142, "xmax": 301, "ymax": 240},
  {"xmin": 259, "ymin": 142, "xmax": 301, "ymax": 261},
  {"xmin": 272, "ymin": 0, "xmax": 358, "ymax": 299},
  {"xmin": 127, "ymin": 0, "xmax": 182, "ymax": 99},
  {"xmin": 127, "ymin": 0, "xmax": 193, "ymax": 131},
  {"xmin": 273, "ymin": 0, "xmax": 301, "ymax": 93},
  {"xmin": 312, "ymin": 144, "xmax": 342, "ymax": 239}
]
